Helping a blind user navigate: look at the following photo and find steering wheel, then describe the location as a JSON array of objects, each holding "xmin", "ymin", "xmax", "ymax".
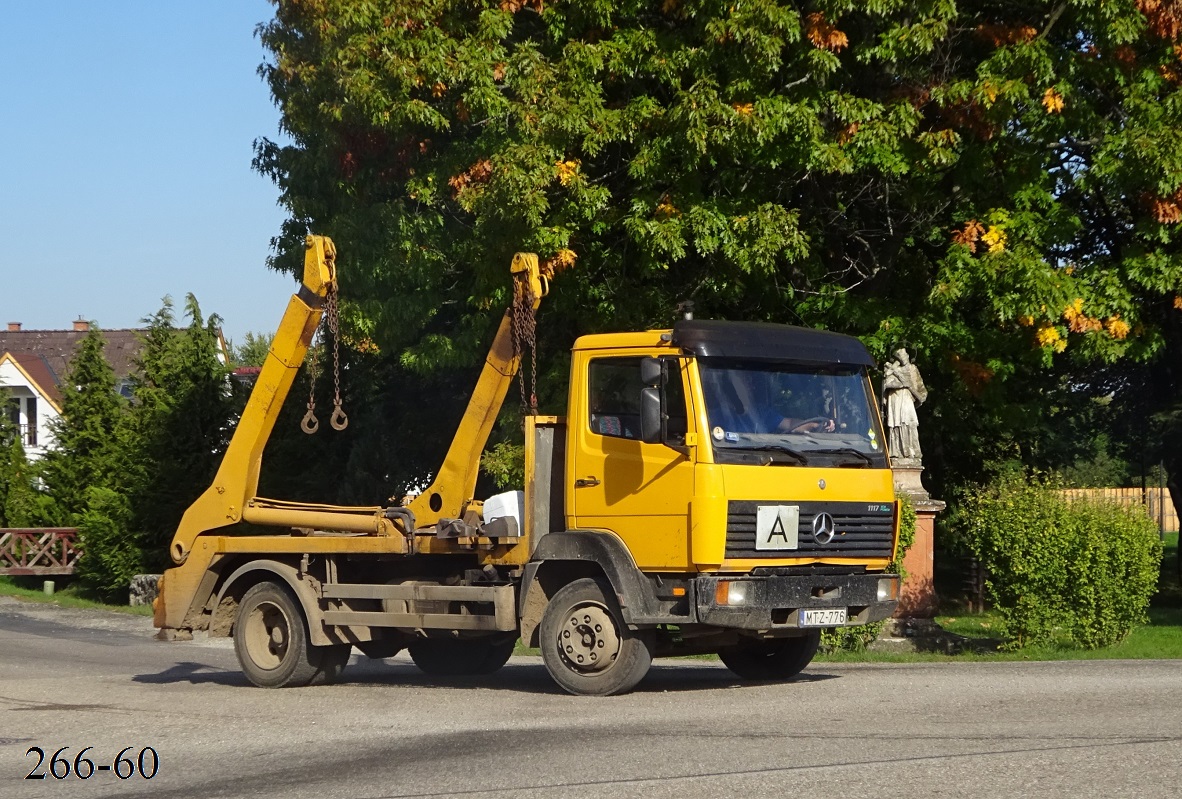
[{"xmin": 788, "ymin": 416, "xmax": 833, "ymax": 433}]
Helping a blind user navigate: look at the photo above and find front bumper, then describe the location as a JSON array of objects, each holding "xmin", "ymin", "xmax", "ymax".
[{"xmin": 694, "ymin": 573, "xmax": 898, "ymax": 630}]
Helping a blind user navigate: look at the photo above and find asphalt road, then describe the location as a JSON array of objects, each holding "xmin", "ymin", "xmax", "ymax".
[{"xmin": 1, "ymin": 596, "xmax": 1180, "ymax": 799}]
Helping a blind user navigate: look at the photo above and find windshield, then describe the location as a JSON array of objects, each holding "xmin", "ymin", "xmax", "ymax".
[{"xmin": 698, "ymin": 359, "xmax": 887, "ymax": 467}]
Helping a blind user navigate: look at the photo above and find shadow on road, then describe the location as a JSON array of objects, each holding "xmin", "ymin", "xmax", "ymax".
[
  {"xmin": 339, "ymin": 658, "xmax": 841, "ymax": 695},
  {"xmin": 133, "ymin": 661, "xmax": 250, "ymax": 686},
  {"xmin": 132, "ymin": 656, "xmax": 840, "ymax": 694}
]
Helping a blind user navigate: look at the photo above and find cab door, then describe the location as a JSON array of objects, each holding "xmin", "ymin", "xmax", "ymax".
[{"xmin": 568, "ymin": 353, "xmax": 695, "ymax": 570}]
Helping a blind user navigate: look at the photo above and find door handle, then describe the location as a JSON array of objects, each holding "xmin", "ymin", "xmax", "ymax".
[{"xmin": 574, "ymin": 476, "xmax": 601, "ymax": 488}]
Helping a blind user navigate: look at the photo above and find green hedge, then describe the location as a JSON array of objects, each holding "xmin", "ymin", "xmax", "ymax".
[
  {"xmin": 75, "ymin": 487, "xmax": 142, "ymax": 604},
  {"xmin": 958, "ymin": 476, "xmax": 1162, "ymax": 649}
]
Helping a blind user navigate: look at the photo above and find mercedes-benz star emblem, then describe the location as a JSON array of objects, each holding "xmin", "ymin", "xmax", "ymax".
[{"xmin": 812, "ymin": 512, "xmax": 836, "ymax": 545}]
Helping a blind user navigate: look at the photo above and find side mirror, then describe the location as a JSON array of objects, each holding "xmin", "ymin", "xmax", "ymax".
[
  {"xmin": 640, "ymin": 357, "xmax": 663, "ymax": 387},
  {"xmin": 640, "ymin": 387, "xmax": 662, "ymax": 443}
]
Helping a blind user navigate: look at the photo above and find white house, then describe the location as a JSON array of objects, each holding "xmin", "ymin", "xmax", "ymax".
[
  {"xmin": 0, "ymin": 320, "xmax": 148, "ymax": 461},
  {"xmin": 0, "ymin": 320, "xmax": 232, "ymax": 462},
  {"xmin": 0, "ymin": 351, "xmax": 57, "ymax": 460}
]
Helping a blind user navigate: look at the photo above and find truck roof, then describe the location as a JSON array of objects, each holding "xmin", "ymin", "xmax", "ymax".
[
  {"xmin": 572, "ymin": 320, "xmax": 875, "ymax": 367},
  {"xmin": 673, "ymin": 320, "xmax": 875, "ymax": 366}
]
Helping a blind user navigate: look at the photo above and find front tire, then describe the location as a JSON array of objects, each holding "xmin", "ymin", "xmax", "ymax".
[
  {"xmin": 233, "ymin": 581, "xmax": 349, "ymax": 688},
  {"xmin": 540, "ymin": 578, "xmax": 653, "ymax": 696},
  {"xmin": 718, "ymin": 631, "xmax": 820, "ymax": 681}
]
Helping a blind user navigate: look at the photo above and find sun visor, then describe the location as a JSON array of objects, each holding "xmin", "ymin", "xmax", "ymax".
[{"xmin": 671, "ymin": 320, "xmax": 875, "ymax": 367}]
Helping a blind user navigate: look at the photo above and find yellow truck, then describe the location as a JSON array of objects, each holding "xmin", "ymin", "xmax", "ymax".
[{"xmin": 154, "ymin": 236, "xmax": 900, "ymax": 695}]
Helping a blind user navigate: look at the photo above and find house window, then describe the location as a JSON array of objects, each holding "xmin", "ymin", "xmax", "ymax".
[{"xmin": 25, "ymin": 397, "xmax": 36, "ymax": 447}]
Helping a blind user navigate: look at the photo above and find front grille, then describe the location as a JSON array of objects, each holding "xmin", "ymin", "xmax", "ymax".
[{"xmin": 726, "ymin": 500, "xmax": 895, "ymax": 559}]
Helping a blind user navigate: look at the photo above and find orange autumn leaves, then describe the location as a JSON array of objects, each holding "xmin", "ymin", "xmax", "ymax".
[
  {"xmin": 1042, "ymin": 88, "xmax": 1065, "ymax": 114},
  {"xmin": 1137, "ymin": 0, "xmax": 1182, "ymax": 40},
  {"xmin": 1022, "ymin": 298, "xmax": 1131, "ymax": 353},
  {"xmin": 952, "ymin": 212, "xmax": 1137, "ymax": 351},
  {"xmin": 952, "ymin": 220, "xmax": 1006, "ymax": 254},
  {"xmin": 1150, "ymin": 189, "xmax": 1182, "ymax": 223},
  {"xmin": 806, "ymin": 13, "xmax": 848, "ymax": 52}
]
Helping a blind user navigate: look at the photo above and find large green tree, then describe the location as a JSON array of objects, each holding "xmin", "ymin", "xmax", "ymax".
[{"xmin": 253, "ymin": 1, "xmax": 1182, "ymax": 510}]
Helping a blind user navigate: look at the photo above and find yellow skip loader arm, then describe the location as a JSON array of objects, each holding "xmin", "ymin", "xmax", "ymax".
[
  {"xmin": 157, "ymin": 236, "xmax": 548, "ymax": 630},
  {"xmin": 165, "ymin": 235, "xmax": 398, "ymax": 566},
  {"xmin": 406, "ymin": 251, "xmax": 547, "ymax": 530}
]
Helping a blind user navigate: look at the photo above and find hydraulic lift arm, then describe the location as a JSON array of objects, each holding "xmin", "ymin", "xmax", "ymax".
[
  {"xmin": 167, "ymin": 241, "xmax": 549, "ymax": 564},
  {"xmin": 406, "ymin": 252, "xmax": 548, "ymax": 529},
  {"xmin": 168, "ymin": 236, "xmax": 358, "ymax": 563}
]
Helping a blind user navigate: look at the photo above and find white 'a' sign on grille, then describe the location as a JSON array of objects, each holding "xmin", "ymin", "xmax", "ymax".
[{"xmin": 755, "ymin": 505, "xmax": 799, "ymax": 550}]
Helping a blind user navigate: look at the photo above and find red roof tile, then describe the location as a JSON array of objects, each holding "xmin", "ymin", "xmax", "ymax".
[
  {"xmin": 0, "ymin": 328, "xmax": 145, "ymax": 387},
  {"xmin": 3, "ymin": 352, "xmax": 63, "ymax": 407}
]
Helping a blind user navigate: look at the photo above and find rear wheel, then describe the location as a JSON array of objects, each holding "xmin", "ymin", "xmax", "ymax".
[
  {"xmin": 233, "ymin": 581, "xmax": 349, "ymax": 688},
  {"xmin": 408, "ymin": 637, "xmax": 516, "ymax": 676},
  {"xmin": 540, "ymin": 578, "xmax": 653, "ymax": 696},
  {"xmin": 717, "ymin": 631, "xmax": 820, "ymax": 681}
]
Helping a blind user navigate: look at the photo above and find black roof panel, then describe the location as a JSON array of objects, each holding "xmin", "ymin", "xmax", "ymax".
[{"xmin": 671, "ymin": 320, "xmax": 875, "ymax": 367}]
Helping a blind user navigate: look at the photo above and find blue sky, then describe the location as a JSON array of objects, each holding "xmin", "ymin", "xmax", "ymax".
[{"xmin": 1, "ymin": 2, "xmax": 295, "ymax": 348}]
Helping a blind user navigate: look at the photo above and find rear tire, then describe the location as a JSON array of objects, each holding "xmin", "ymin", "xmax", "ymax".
[
  {"xmin": 718, "ymin": 631, "xmax": 820, "ymax": 681},
  {"xmin": 408, "ymin": 637, "xmax": 516, "ymax": 676},
  {"xmin": 539, "ymin": 578, "xmax": 653, "ymax": 696},
  {"xmin": 233, "ymin": 581, "xmax": 348, "ymax": 688}
]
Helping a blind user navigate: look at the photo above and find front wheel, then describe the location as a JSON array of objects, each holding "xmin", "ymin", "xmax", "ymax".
[
  {"xmin": 540, "ymin": 578, "xmax": 653, "ymax": 696},
  {"xmin": 718, "ymin": 631, "xmax": 820, "ymax": 681},
  {"xmin": 233, "ymin": 581, "xmax": 349, "ymax": 688}
]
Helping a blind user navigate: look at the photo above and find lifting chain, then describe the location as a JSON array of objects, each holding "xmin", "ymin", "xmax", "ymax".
[
  {"xmin": 511, "ymin": 282, "xmax": 538, "ymax": 417},
  {"xmin": 300, "ymin": 283, "xmax": 349, "ymax": 434}
]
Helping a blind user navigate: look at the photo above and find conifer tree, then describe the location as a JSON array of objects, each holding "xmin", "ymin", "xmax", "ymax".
[
  {"xmin": 0, "ymin": 404, "xmax": 38, "ymax": 527},
  {"xmin": 40, "ymin": 325, "xmax": 124, "ymax": 522},
  {"xmin": 122, "ymin": 295, "xmax": 233, "ymax": 570}
]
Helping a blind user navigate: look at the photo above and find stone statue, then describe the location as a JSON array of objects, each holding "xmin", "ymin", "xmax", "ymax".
[{"xmin": 882, "ymin": 348, "xmax": 927, "ymax": 464}]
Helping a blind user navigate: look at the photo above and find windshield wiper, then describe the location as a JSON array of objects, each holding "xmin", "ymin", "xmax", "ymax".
[
  {"xmin": 743, "ymin": 444, "xmax": 809, "ymax": 465},
  {"xmin": 809, "ymin": 447, "xmax": 874, "ymax": 466}
]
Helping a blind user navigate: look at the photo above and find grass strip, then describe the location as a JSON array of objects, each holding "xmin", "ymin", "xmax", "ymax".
[{"xmin": 0, "ymin": 576, "xmax": 153, "ymax": 616}]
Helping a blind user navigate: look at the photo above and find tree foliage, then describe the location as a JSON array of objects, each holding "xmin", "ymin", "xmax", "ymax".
[
  {"xmin": 121, "ymin": 295, "xmax": 235, "ymax": 570},
  {"xmin": 0, "ymin": 404, "xmax": 39, "ymax": 527},
  {"xmin": 32, "ymin": 300, "xmax": 234, "ymax": 589},
  {"xmin": 39, "ymin": 326, "xmax": 125, "ymax": 523},
  {"xmin": 253, "ymin": 1, "xmax": 1182, "ymax": 506},
  {"xmin": 232, "ymin": 331, "xmax": 275, "ymax": 368},
  {"xmin": 75, "ymin": 486, "xmax": 141, "ymax": 602}
]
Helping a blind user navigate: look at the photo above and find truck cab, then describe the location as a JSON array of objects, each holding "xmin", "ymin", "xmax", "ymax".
[
  {"xmin": 568, "ymin": 320, "xmax": 894, "ymax": 572},
  {"xmin": 517, "ymin": 320, "xmax": 899, "ymax": 693}
]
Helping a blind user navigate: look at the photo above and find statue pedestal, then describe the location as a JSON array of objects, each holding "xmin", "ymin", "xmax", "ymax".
[{"xmin": 892, "ymin": 464, "xmax": 944, "ymax": 618}]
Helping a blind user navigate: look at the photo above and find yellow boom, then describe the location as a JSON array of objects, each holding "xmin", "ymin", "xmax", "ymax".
[{"xmin": 167, "ymin": 239, "xmax": 548, "ymax": 565}]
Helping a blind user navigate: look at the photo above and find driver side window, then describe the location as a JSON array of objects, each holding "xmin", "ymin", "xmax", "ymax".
[{"xmin": 587, "ymin": 358, "xmax": 642, "ymax": 439}]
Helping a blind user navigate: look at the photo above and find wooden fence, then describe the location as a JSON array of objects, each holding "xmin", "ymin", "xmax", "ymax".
[
  {"xmin": 0, "ymin": 528, "xmax": 80, "ymax": 576},
  {"xmin": 1060, "ymin": 487, "xmax": 1179, "ymax": 533}
]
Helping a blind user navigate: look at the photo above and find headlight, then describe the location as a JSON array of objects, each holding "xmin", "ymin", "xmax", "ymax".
[
  {"xmin": 877, "ymin": 577, "xmax": 898, "ymax": 602},
  {"xmin": 715, "ymin": 580, "xmax": 749, "ymax": 606}
]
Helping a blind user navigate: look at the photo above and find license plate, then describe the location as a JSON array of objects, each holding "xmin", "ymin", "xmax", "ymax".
[{"xmin": 800, "ymin": 608, "xmax": 847, "ymax": 627}]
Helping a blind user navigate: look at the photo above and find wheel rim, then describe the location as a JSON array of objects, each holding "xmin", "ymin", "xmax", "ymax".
[
  {"xmin": 243, "ymin": 600, "xmax": 290, "ymax": 671},
  {"xmin": 556, "ymin": 600, "xmax": 620, "ymax": 673}
]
